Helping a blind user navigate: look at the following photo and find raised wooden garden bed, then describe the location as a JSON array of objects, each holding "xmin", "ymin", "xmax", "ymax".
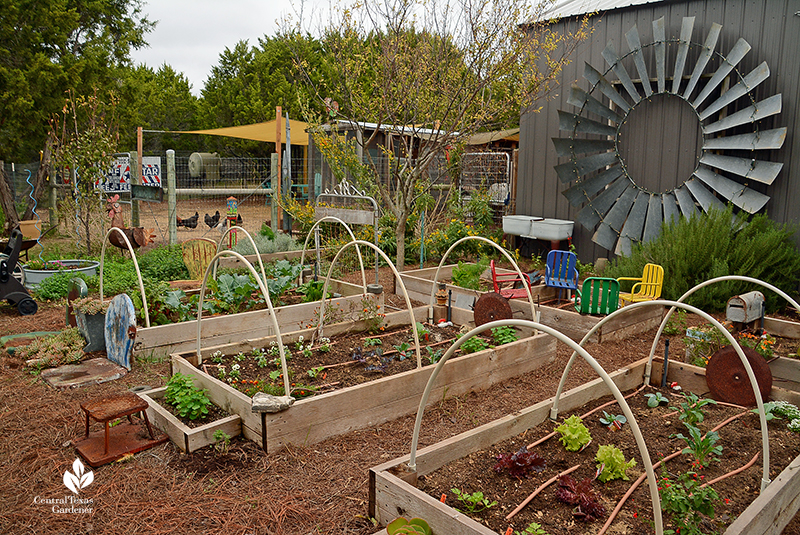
[
  {"xmin": 137, "ymin": 387, "xmax": 241, "ymax": 453},
  {"xmin": 369, "ymin": 356, "xmax": 800, "ymax": 535},
  {"xmin": 169, "ymin": 307, "xmax": 556, "ymax": 452},
  {"xmin": 399, "ymin": 265, "xmax": 664, "ymax": 342},
  {"xmin": 133, "ymin": 279, "xmax": 369, "ymax": 359}
]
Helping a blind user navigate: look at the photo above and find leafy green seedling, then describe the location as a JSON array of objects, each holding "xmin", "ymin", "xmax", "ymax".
[
  {"xmin": 599, "ymin": 411, "xmax": 627, "ymax": 430},
  {"xmin": 394, "ymin": 342, "xmax": 412, "ymax": 360},
  {"xmin": 595, "ymin": 444, "xmax": 636, "ymax": 482},
  {"xmin": 555, "ymin": 415, "xmax": 592, "ymax": 452},
  {"xmin": 644, "ymin": 392, "xmax": 669, "ymax": 407},
  {"xmin": 450, "ymin": 488, "xmax": 497, "ymax": 514}
]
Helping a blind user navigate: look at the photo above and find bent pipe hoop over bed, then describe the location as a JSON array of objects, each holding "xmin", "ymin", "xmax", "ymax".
[
  {"xmin": 551, "ymin": 299, "xmax": 772, "ymax": 492},
  {"xmin": 196, "ymin": 250, "xmax": 291, "ymax": 398},
  {"xmin": 214, "ymin": 226, "xmax": 267, "ymax": 284},
  {"xmin": 100, "ymin": 227, "xmax": 150, "ymax": 328},
  {"xmin": 408, "ymin": 318, "xmax": 665, "ymax": 535},
  {"xmin": 428, "ymin": 236, "xmax": 538, "ymax": 325},
  {"xmin": 299, "ymin": 216, "xmax": 367, "ymax": 292},
  {"xmin": 316, "ymin": 239, "xmax": 421, "ymax": 368}
]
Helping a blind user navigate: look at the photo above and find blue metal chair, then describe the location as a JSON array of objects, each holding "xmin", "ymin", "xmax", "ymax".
[{"xmin": 544, "ymin": 250, "xmax": 579, "ymax": 302}]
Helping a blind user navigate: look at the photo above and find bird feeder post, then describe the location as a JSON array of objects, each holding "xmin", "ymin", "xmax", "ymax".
[{"xmin": 227, "ymin": 196, "xmax": 238, "ymax": 248}]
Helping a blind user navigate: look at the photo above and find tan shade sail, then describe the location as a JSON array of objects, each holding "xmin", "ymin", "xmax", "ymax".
[{"xmin": 175, "ymin": 119, "xmax": 310, "ymax": 146}]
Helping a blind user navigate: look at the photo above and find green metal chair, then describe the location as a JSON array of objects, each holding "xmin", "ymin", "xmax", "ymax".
[{"xmin": 574, "ymin": 277, "xmax": 620, "ymax": 315}]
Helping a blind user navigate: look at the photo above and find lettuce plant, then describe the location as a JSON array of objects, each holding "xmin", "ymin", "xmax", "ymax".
[
  {"xmin": 555, "ymin": 415, "xmax": 592, "ymax": 452},
  {"xmin": 595, "ymin": 445, "xmax": 636, "ymax": 482}
]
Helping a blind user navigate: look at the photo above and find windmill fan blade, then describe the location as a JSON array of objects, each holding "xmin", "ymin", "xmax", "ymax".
[
  {"xmin": 575, "ymin": 177, "xmax": 630, "ymax": 229},
  {"xmin": 626, "ymin": 25, "xmax": 652, "ymax": 97},
  {"xmin": 593, "ymin": 185, "xmax": 637, "ymax": 250},
  {"xmin": 685, "ymin": 177, "xmax": 727, "ymax": 214},
  {"xmin": 699, "ymin": 154, "xmax": 783, "ymax": 185},
  {"xmin": 653, "ymin": 17, "xmax": 666, "ymax": 93},
  {"xmin": 562, "ymin": 166, "xmax": 623, "ymax": 207},
  {"xmin": 568, "ymin": 85, "xmax": 623, "ymax": 123},
  {"xmin": 553, "ymin": 138, "xmax": 615, "ymax": 157},
  {"xmin": 704, "ymin": 94, "xmax": 781, "ymax": 134},
  {"xmin": 558, "ymin": 111, "xmax": 617, "ymax": 136},
  {"xmin": 699, "ymin": 62, "xmax": 769, "ymax": 120},
  {"xmin": 584, "ymin": 63, "xmax": 630, "ymax": 112},
  {"xmin": 663, "ymin": 192, "xmax": 681, "ymax": 226},
  {"xmin": 555, "ymin": 151, "xmax": 618, "ymax": 183},
  {"xmin": 693, "ymin": 38, "xmax": 751, "ymax": 108},
  {"xmin": 694, "ymin": 167, "xmax": 770, "ymax": 213},
  {"xmin": 643, "ymin": 194, "xmax": 663, "ymax": 243},
  {"xmin": 703, "ymin": 128, "xmax": 787, "ymax": 151},
  {"xmin": 671, "ymin": 17, "xmax": 695, "ymax": 94},
  {"xmin": 674, "ymin": 185, "xmax": 700, "ymax": 219},
  {"xmin": 616, "ymin": 191, "xmax": 649, "ymax": 255},
  {"xmin": 683, "ymin": 22, "xmax": 722, "ymax": 98},
  {"xmin": 602, "ymin": 42, "xmax": 641, "ymax": 103}
]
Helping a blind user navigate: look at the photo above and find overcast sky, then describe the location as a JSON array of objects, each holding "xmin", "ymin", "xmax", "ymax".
[{"xmin": 130, "ymin": 0, "xmax": 329, "ymax": 96}]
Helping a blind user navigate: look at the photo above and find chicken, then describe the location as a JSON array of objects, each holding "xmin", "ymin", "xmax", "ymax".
[
  {"xmin": 204, "ymin": 211, "xmax": 221, "ymax": 229},
  {"xmin": 107, "ymin": 196, "xmax": 155, "ymax": 251},
  {"xmin": 177, "ymin": 211, "xmax": 199, "ymax": 229}
]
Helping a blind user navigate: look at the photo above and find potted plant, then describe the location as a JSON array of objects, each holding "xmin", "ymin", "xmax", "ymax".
[
  {"xmin": 22, "ymin": 259, "xmax": 100, "ymax": 288},
  {"xmin": 73, "ymin": 296, "xmax": 110, "ymax": 352}
]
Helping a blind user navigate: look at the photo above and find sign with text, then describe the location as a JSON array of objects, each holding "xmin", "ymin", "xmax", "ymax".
[{"xmin": 99, "ymin": 156, "xmax": 162, "ymax": 192}]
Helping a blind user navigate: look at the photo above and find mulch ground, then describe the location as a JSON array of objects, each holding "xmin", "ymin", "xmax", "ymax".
[{"xmin": 2, "ymin": 264, "xmax": 800, "ymax": 534}]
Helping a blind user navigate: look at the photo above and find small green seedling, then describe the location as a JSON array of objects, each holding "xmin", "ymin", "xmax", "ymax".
[
  {"xmin": 599, "ymin": 411, "xmax": 627, "ymax": 430},
  {"xmin": 644, "ymin": 392, "xmax": 669, "ymax": 407},
  {"xmin": 515, "ymin": 523, "xmax": 550, "ymax": 535},
  {"xmin": 394, "ymin": 341, "xmax": 412, "ymax": 360},
  {"xmin": 213, "ymin": 429, "xmax": 231, "ymax": 455},
  {"xmin": 451, "ymin": 488, "xmax": 497, "ymax": 514},
  {"xmin": 364, "ymin": 337, "xmax": 383, "ymax": 348},
  {"xmin": 307, "ymin": 366, "xmax": 325, "ymax": 378}
]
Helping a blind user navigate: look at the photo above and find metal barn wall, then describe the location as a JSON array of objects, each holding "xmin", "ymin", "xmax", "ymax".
[{"xmin": 518, "ymin": 0, "xmax": 800, "ymax": 263}]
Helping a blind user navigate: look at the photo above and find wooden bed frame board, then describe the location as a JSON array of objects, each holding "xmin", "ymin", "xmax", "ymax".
[
  {"xmin": 137, "ymin": 387, "xmax": 241, "ymax": 453},
  {"xmin": 170, "ymin": 316, "xmax": 556, "ymax": 452},
  {"xmin": 133, "ymin": 284, "xmax": 374, "ymax": 359},
  {"xmin": 369, "ymin": 357, "xmax": 800, "ymax": 535}
]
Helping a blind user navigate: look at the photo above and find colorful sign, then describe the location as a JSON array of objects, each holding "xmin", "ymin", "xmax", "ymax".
[{"xmin": 99, "ymin": 156, "xmax": 162, "ymax": 192}]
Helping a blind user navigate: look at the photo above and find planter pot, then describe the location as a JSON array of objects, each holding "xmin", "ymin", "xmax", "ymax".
[
  {"xmin": 22, "ymin": 259, "xmax": 100, "ymax": 289},
  {"xmin": 76, "ymin": 311, "xmax": 106, "ymax": 352}
]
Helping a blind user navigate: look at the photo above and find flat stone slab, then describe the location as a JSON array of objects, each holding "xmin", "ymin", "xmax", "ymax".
[{"xmin": 41, "ymin": 358, "xmax": 127, "ymax": 389}]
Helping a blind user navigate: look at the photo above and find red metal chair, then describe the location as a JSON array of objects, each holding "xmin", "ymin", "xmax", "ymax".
[{"xmin": 490, "ymin": 259, "xmax": 540, "ymax": 299}]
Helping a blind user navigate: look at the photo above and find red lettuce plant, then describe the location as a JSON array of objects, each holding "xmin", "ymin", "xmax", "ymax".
[
  {"xmin": 493, "ymin": 446, "xmax": 546, "ymax": 479},
  {"xmin": 555, "ymin": 474, "xmax": 606, "ymax": 521}
]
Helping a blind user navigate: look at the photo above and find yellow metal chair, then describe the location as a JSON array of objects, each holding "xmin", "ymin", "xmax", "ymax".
[{"xmin": 617, "ymin": 263, "xmax": 664, "ymax": 306}]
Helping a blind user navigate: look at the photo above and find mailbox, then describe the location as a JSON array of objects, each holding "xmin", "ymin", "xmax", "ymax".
[{"xmin": 726, "ymin": 291, "xmax": 765, "ymax": 324}]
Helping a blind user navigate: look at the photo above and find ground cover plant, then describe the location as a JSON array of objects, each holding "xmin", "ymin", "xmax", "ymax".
[{"xmin": 418, "ymin": 386, "xmax": 800, "ymax": 535}]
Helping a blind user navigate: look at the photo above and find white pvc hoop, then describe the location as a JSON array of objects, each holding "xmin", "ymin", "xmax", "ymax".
[
  {"xmin": 316, "ymin": 239, "xmax": 422, "ymax": 368},
  {"xmin": 407, "ymin": 318, "xmax": 664, "ymax": 535},
  {"xmin": 99, "ymin": 227, "xmax": 150, "ymax": 328},
  {"xmin": 428, "ymin": 236, "xmax": 537, "ymax": 324},
  {"xmin": 195, "ymin": 250, "xmax": 291, "ymax": 398},
  {"xmin": 550, "ymin": 299, "xmax": 772, "ymax": 491},
  {"xmin": 298, "ymin": 215, "xmax": 367, "ymax": 292},
  {"xmin": 214, "ymin": 226, "xmax": 267, "ymax": 283}
]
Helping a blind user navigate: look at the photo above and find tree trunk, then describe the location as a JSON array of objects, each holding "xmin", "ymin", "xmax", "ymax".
[
  {"xmin": 395, "ymin": 212, "xmax": 407, "ymax": 271},
  {"xmin": 0, "ymin": 161, "xmax": 19, "ymax": 235}
]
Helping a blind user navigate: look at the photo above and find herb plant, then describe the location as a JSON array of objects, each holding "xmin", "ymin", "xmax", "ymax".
[
  {"xmin": 450, "ymin": 488, "xmax": 497, "ymax": 514},
  {"xmin": 595, "ymin": 445, "xmax": 636, "ymax": 482},
  {"xmin": 164, "ymin": 373, "xmax": 211, "ymax": 421},
  {"xmin": 459, "ymin": 335, "xmax": 489, "ymax": 355},
  {"xmin": 491, "ymin": 325, "xmax": 518, "ymax": 346},
  {"xmin": 670, "ymin": 392, "xmax": 717, "ymax": 427},
  {"xmin": 493, "ymin": 446, "xmax": 546, "ymax": 479},
  {"xmin": 673, "ymin": 424, "xmax": 723, "ymax": 468},
  {"xmin": 451, "ymin": 257, "xmax": 489, "ymax": 290},
  {"xmin": 555, "ymin": 474, "xmax": 606, "ymax": 521},
  {"xmin": 659, "ymin": 470, "xmax": 719, "ymax": 535},
  {"xmin": 555, "ymin": 415, "xmax": 592, "ymax": 452}
]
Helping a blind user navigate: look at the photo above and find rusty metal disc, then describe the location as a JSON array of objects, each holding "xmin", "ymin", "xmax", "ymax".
[
  {"xmin": 705, "ymin": 345, "xmax": 772, "ymax": 406},
  {"xmin": 473, "ymin": 292, "xmax": 512, "ymax": 326}
]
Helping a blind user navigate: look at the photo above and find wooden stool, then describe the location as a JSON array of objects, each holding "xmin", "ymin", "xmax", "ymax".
[{"xmin": 80, "ymin": 391, "xmax": 155, "ymax": 455}]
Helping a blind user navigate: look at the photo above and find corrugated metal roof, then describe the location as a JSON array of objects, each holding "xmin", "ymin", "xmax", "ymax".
[
  {"xmin": 466, "ymin": 128, "xmax": 520, "ymax": 145},
  {"xmin": 541, "ymin": 0, "xmax": 666, "ymax": 20}
]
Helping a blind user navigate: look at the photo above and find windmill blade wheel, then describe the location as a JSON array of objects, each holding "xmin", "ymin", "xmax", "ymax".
[{"xmin": 473, "ymin": 292, "xmax": 512, "ymax": 327}]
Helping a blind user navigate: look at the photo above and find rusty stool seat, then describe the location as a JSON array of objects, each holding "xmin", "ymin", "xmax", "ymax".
[{"xmin": 80, "ymin": 391, "xmax": 155, "ymax": 455}]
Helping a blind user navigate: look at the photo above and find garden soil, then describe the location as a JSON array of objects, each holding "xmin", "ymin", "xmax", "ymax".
[{"xmin": 1, "ymin": 264, "xmax": 800, "ymax": 534}]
